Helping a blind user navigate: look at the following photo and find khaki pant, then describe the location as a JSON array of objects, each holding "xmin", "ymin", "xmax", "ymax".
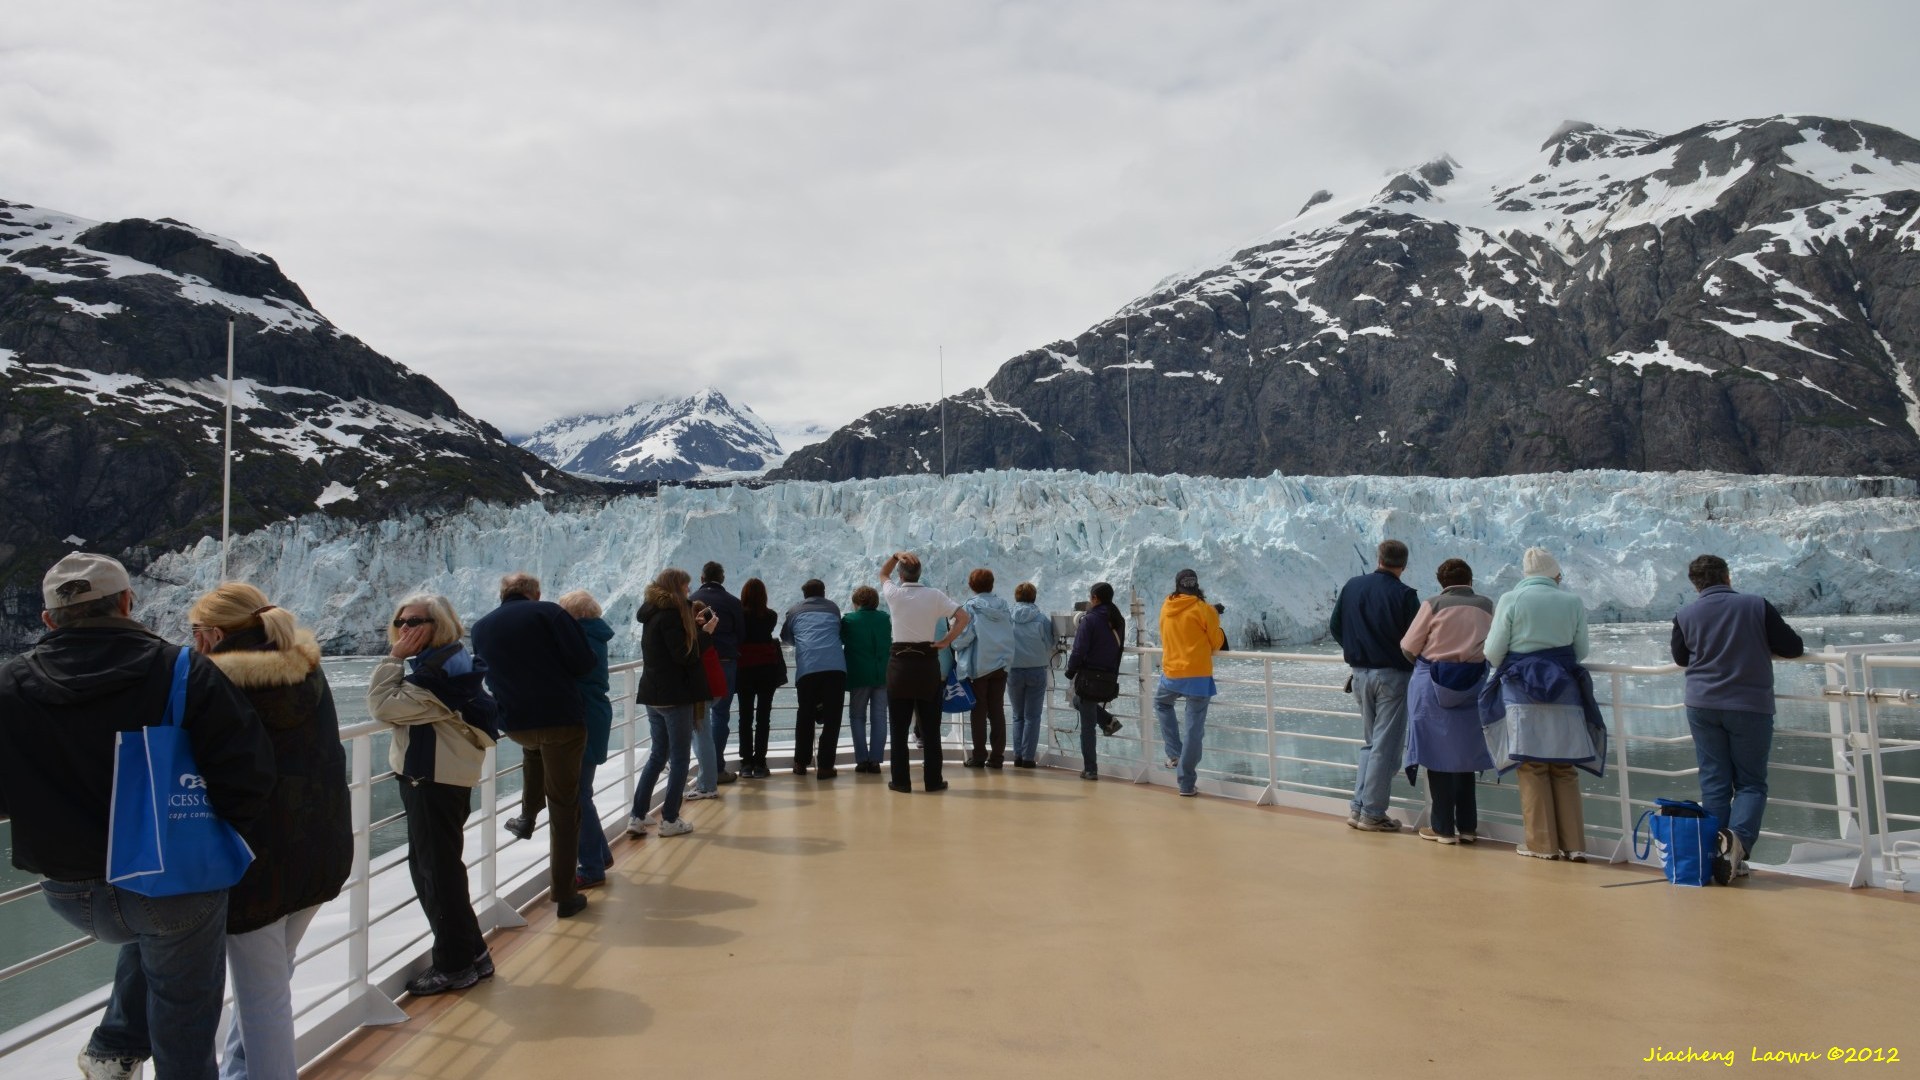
[{"xmin": 1516, "ymin": 761, "xmax": 1586, "ymax": 855}]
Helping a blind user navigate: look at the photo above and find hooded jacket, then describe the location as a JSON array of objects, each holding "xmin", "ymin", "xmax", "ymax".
[
  {"xmin": 368, "ymin": 642, "xmax": 499, "ymax": 787},
  {"xmin": 1158, "ymin": 594, "xmax": 1226, "ymax": 679},
  {"xmin": 781, "ymin": 595, "xmax": 848, "ymax": 679},
  {"xmin": 470, "ymin": 595, "xmax": 596, "ymax": 732},
  {"xmin": 207, "ymin": 626, "xmax": 352, "ymax": 934},
  {"xmin": 574, "ymin": 617, "xmax": 615, "ymax": 765},
  {"xmin": 0, "ymin": 618, "xmax": 275, "ymax": 882},
  {"xmin": 1010, "ymin": 602, "xmax": 1055, "ymax": 670},
  {"xmin": 949, "ymin": 592, "xmax": 1015, "ymax": 680},
  {"xmin": 636, "ymin": 586, "xmax": 714, "ymax": 707}
]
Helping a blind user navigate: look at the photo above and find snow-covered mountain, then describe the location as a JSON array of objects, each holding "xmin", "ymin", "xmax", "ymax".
[
  {"xmin": 514, "ymin": 388, "xmax": 784, "ymax": 481},
  {"xmin": 137, "ymin": 468, "xmax": 1920, "ymax": 655},
  {"xmin": 775, "ymin": 116, "xmax": 1920, "ymax": 481},
  {"xmin": 0, "ymin": 199, "xmax": 595, "ymax": 648}
]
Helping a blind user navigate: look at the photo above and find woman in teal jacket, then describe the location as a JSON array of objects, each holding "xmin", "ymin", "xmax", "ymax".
[{"xmin": 557, "ymin": 591, "xmax": 616, "ymax": 887}]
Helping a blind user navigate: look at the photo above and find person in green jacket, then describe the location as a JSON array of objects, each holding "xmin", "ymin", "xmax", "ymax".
[{"xmin": 842, "ymin": 586, "xmax": 893, "ymax": 773}]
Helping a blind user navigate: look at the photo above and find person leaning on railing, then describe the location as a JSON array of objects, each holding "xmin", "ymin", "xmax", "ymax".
[
  {"xmin": 1331, "ymin": 540, "xmax": 1420, "ymax": 833},
  {"xmin": 1066, "ymin": 582, "xmax": 1127, "ymax": 780},
  {"xmin": 189, "ymin": 583, "xmax": 351, "ymax": 1080},
  {"xmin": 367, "ymin": 595, "xmax": 500, "ymax": 996},
  {"xmin": 878, "ymin": 551, "xmax": 969, "ymax": 793},
  {"xmin": 1156, "ymin": 568, "xmax": 1227, "ymax": 797},
  {"xmin": 735, "ymin": 577, "xmax": 787, "ymax": 779},
  {"xmin": 950, "ymin": 568, "xmax": 1016, "ymax": 770},
  {"xmin": 1670, "ymin": 554, "xmax": 1805, "ymax": 880},
  {"xmin": 1397, "ymin": 559, "xmax": 1497, "ymax": 846},
  {"xmin": 554, "ymin": 590, "xmax": 616, "ymax": 890},
  {"xmin": 0, "ymin": 553, "xmax": 274, "ymax": 1080},
  {"xmin": 1481, "ymin": 548, "xmax": 1606, "ymax": 862}
]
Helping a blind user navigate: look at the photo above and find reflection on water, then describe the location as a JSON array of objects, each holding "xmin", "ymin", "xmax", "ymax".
[{"xmin": 5, "ymin": 617, "xmax": 1919, "ymax": 1035}]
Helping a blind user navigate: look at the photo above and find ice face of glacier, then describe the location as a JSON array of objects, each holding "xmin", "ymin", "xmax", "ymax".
[{"xmin": 136, "ymin": 469, "xmax": 1920, "ymax": 655}]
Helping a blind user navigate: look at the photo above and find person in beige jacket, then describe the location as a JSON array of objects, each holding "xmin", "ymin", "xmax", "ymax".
[{"xmin": 367, "ymin": 594, "xmax": 499, "ymax": 996}]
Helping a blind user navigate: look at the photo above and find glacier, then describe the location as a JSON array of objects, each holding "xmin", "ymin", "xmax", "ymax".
[{"xmin": 136, "ymin": 470, "xmax": 1920, "ymax": 655}]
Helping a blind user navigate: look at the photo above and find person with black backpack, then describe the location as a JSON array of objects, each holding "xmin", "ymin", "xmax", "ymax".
[{"xmin": 1065, "ymin": 582, "xmax": 1125, "ymax": 780}]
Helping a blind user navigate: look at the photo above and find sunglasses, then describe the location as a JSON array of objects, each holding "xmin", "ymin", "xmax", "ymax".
[{"xmin": 392, "ymin": 617, "xmax": 435, "ymax": 629}]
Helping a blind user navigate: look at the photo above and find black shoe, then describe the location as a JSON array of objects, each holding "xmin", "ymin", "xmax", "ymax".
[
  {"xmin": 986, "ymin": 759, "xmax": 1004, "ymax": 770},
  {"xmin": 503, "ymin": 815, "xmax": 534, "ymax": 840},
  {"xmin": 717, "ymin": 770, "xmax": 739, "ymax": 785},
  {"xmin": 473, "ymin": 950, "xmax": 495, "ymax": 980},
  {"xmin": 793, "ymin": 765, "xmax": 809, "ymax": 775},
  {"xmin": 888, "ymin": 781, "xmax": 912, "ymax": 793},
  {"xmin": 1014, "ymin": 759, "xmax": 1038, "ymax": 768},
  {"xmin": 961, "ymin": 757, "xmax": 985, "ymax": 768},
  {"xmin": 406, "ymin": 965, "xmax": 480, "ymax": 996},
  {"xmin": 1100, "ymin": 719, "xmax": 1121, "ymax": 736},
  {"xmin": 928, "ymin": 780, "xmax": 950, "ymax": 792},
  {"xmin": 817, "ymin": 767, "xmax": 838, "ymax": 778},
  {"xmin": 557, "ymin": 894, "xmax": 588, "ymax": 918},
  {"xmin": 1080, "ymin": 769, "xmax": 1098, "ymax": 781}
]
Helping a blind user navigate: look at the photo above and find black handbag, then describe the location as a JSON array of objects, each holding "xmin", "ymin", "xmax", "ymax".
[{"xmin": 1074, "ymin": 669, "xmax": 1120, "ymax": 704}]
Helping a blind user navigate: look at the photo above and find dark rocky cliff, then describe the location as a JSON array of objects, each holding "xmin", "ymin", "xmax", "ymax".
[
  {"xmin": 773, "ymin": 117, "xmax": 1920, "ymax": 482},
  {"xmin": 0, "ymin": 204, "xmax": 598, "ymax": 647}
]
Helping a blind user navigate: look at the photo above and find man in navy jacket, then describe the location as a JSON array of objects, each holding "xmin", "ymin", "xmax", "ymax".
[
  {"xmin": 1330, "ymin": 540, "xmax": 1420, "ymax": 832},
  {"xmin": 691, "ymin": 562, "xmax": 744, "ymax": 782},
  {"xmin": 471, "ymin": 572, "xmax": 596, "ymax": 916},
  {"xmin": 1670, "ymin": 554, "xmax": 1804, "ymax": 877}
]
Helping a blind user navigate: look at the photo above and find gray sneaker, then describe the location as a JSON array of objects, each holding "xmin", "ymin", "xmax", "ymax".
[
  {"xmin": 684, "ymin": 789, "xmax": 720, "ymax": 801},
  {"xmin": 1351, "ymin": 815, "xmax": 1402, "ymax": 832},
  {"xmin": 658, "ymin": 818, "xmax": 695, "ymax": 837},
  {"xmin": 77, "ymin": 1052, "xmax": 144, "ymax": 1080},
  {"xmin": 1163, "ymin": 756, "xmax": 1179, "ymax": 770}
]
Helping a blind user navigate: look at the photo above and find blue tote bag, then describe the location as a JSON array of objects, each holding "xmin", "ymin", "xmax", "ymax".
[
  {"xmin": 106, "ymin": 647, "xmax": 256, "ymax": 897},
  {"xmin": 1633, "ymin": 798, "xmax": 1720, "ymax": 887},
  {"xmin": 941, "ymin": 667, "xmax": 977, "ymax": 714}
]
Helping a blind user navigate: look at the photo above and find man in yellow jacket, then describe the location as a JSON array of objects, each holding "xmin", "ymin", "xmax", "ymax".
[{"xmin": 1156, "ymin": 569, "xmax": 1227, "ymax": 796}]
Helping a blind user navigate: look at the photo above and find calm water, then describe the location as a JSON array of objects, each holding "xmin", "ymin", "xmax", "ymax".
[{"xmin": 5, "ymin": 617, "xmax": 1920, "ymax": 1036}]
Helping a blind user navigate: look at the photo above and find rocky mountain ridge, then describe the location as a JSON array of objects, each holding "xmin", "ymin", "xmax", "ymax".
[
  {"xmin": 514, "ymin": 388, "xmax": 784, "ymax": 481},
  {"xmin": 772, "ymin": 115, "xmax": 1920, "ymax": 481},
  {"xmin": 0, "ymin": 200, "xmax": 598, "ymax": 646}
]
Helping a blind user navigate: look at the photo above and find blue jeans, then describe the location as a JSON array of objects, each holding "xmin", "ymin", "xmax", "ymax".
[
  {"xmin": 221, "ymin": 903, "xmax": 319, "ymax": 1080},
  {"xmin": 849, "ymin": 685, "xmax": 889, "ymax": 763},
  {"xmin": 41, "ymin": 880, "xmax": 228, "ymax": 1080},
  {"xmin": 634, "ymin": 704, "xmax": 696, "ymax": 823},
  {"xmin": 1349, "ymin": 667, "xmax": 1412, "ymax": 820},
  {"xmin": 1153, "ymin": 684, "xmax": 1212, "ymax": 794},
  {"xmin": 1687, "ymin": 706, "xmax": 1774, "ymax": 854},
  {"xmin": 692, "ymin": 702, "xmax": 719, "ymax": 793},
  {"xmin": 577, "ymin": 760, "xmax": 613, "ymax": 881},
  {"xmin": 1007, "ymin": 666, "xmax": 1049, "ymax": 762},
  {"xmin": 711, "ymin": 659, "xmax": 737, "ymax": 771}
]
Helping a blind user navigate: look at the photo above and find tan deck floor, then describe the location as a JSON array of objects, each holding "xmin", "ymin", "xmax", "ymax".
[{"xmin": 307, "ymin": 767, "xmax": 1918, "ymax": 1080}]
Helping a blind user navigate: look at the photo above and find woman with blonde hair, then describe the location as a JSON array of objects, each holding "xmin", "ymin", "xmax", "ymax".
[
  {"xmin": 189, "ymin": 583, "xmax": 351, "ymax": 1080},
  {"xmin": 366, "ymin": 594, "xmax": 500, "ymax": 996},
  {"xmin": 627, "ymin": 568, "xmax": 716, "ymax": 837},
  {"xmin": 554, "ymin": 590, "xmax": 615, "ymax": 888}
]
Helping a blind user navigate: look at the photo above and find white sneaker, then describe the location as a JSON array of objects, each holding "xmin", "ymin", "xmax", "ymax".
[
  {"xmin": 1163, "ymin": 757, "xmax": 1179, "ymax": 770},
  {"xmin": 1515, "ymin": 845, "xmax": 1560, "ymax": 860},
  {"xmin": 658, "ymin": 818, "xmax": 695, "ymax": 837},
  {"xmin": 624, "ymin": 815, "xmax": 650, "ymax": 837},
  {"xmin": 684, "ymin": 789, "xmax": 720, "ymax": 801},
  {"xmin": 1561, "ymin": 850, "xmax": 1589, "ymax": 863},
  {"xmin": 77, "ymin": 1051, "xmax": 144, "ymax": 1080}
]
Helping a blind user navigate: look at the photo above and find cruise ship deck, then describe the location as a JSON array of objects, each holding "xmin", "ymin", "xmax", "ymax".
[{"xmin": 305, "ymin": 765, "xmax": 1917, "ymax": 1080}]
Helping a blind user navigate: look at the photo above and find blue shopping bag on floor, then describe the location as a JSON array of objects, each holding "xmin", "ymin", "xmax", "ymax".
[
  {"xmin": 941, "ymin": 668, "xmax": 977, "ymax": 714},
  {"xmin": 106, "ymin": 647, "xmax": 255, "ymax": 897},
  {"xmin": 1633, "ymin": 798, "xmax": 1720, "ymax": 887}
]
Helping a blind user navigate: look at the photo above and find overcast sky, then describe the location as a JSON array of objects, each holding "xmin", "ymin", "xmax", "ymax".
[{"xmin": 7, "ymin": 1, "xmax": 1919, "ymax": 438}]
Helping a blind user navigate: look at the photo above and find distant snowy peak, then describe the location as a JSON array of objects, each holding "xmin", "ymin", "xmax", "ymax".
[{"xmin": 516, "ymin": 388, "xmax": 785, "ymax": 481}]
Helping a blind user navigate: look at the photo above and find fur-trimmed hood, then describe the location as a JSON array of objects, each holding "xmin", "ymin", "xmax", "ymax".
[{"xmin": 208, "ymin": 628, "xmax": 323, "ymax": 689}]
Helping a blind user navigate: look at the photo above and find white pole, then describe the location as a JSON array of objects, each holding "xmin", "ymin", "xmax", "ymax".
[
  {"xmin": 220, "ymin": 317, "xmax": 235, "ymax": 579},
  {"xmin": 939, "ymin": 345, "xmax": 946, "ymax": 478},
  {"xmin": 1124, "ymin": 314, "xmax": 1133, "ymax": 475}
]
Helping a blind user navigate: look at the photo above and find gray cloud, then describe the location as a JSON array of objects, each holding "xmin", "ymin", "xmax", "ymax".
[{"xmin": 6, "ymin": 1, "xmax": 1919, "ymax": 435}]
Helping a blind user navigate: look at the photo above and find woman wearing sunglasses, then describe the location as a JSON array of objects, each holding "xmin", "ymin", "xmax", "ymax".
[{"xmin": 366, "ymin": 595, "xmax": 501, "ymax": 996}]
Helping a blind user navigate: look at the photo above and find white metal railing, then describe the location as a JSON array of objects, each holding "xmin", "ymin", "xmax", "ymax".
[{"xmin": 5, "ymin": 639, "xmax": 1920, "ymax": 1072}]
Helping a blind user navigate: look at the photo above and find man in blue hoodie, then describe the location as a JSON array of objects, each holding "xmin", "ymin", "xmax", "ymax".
[
  {"xmin": 782, "ymin": 579, "xmax": 848, "ymax": 776},
  {"xmin": 1671, "ymin": 554, "xmax": 1804, "ymax": 878}
]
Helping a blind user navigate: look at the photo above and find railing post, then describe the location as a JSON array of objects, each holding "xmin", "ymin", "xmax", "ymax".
[
  {"xmin": 344, "ymin": 735, "xmax": 406, "ymax": 1027},
  {"xmin": 1258, "ymin": 658, "xmax": 1278, "ymax": 806},
  {"xmin": 473, "ymin": 744, "xmax": 527, "ymax": 931},
  {"xmin": 1135, "ymin": 647, "xmax": 1158, "ymax": 785},
  {"xmin": 1609, "ymin": 672, "xmax": 1633, "ymax": 865},
  {"xmin": 623, "ymin": 667, "xmax": 640, "ymax": 817},
  {"xmin": 1860, "ymin": 661, "xmax": 1907, "ymax": 890}
]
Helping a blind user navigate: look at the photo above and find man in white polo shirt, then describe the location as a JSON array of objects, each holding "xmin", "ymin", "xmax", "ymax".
[{"xmin": 879, "ymin": 551, "xmax": 970, "ymax": 793}]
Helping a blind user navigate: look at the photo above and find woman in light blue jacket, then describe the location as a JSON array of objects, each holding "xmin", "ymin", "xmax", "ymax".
[
  {"xmin": 949, "ymin": 568, "xmax": 1016, "ymax": 768},
  {"xmin": 1007, "ymin": 583, "xmax": 1055, "ymax": 768}
]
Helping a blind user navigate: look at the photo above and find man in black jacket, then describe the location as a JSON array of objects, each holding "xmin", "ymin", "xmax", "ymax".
[
  {"xmin": 690, "ymin": 562, "xmax": 744, "ymax": 784},
  {"xmin": 470, "ymin": 572, "xmax": 596, "ymax": 917},
  {"xmin": 0, "ymin": 553, "xmax": 274, "ymax": 1080}
]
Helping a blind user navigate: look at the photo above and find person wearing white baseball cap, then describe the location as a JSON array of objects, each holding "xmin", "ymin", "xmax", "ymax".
[{"xmin": 0, "ymin": 553, "xmax": 273, "ymax": 1080}]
